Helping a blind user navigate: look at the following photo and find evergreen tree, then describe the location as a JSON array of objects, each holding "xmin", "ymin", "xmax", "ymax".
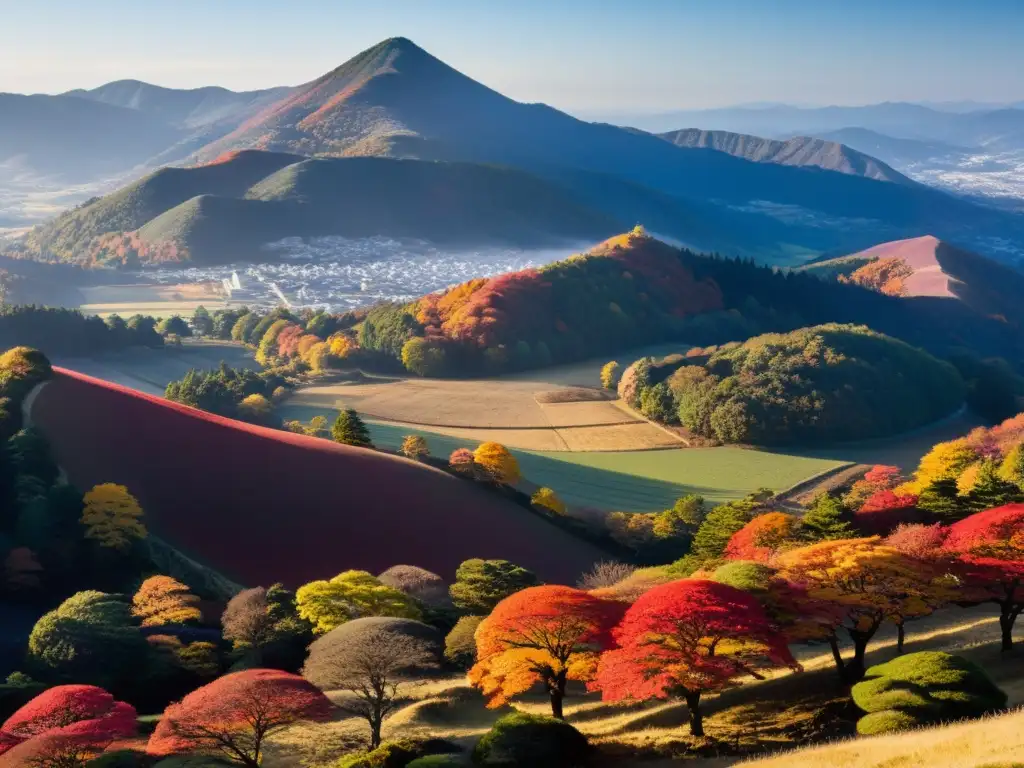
[
  {"xmin": 998, "ymin": 443, "xmax": 1024, "ymax": 490},
  {"xmin": 916, "ymin": 477, "xmax": 966, "ymax": 522},
  {"xmin": 802, "ymin": 492, "xmax": 855, "ymax": 541},
  {"xmin": 689, "ymin": 496, "xmax": 758, "ymax": 561},
  {"xmin": 965, "ymin": 460, "xmax": 1024, "ymax": 512},
  {"xmin": 332, "ymin": 409, "xmax": 373, "ymax": 448},
  {"xmin": 191, "ymin": 306, "xmax": 214, "ymax": 336}
]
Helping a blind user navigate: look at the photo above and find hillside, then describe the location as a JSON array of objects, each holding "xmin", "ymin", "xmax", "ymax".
[
  {"xmin": 657, "ymin": 128, "xmax": 913, "ymax": 184},
  {"xmin": 0, "ymin": 93, "xmax": 183, "ymax": 181},
  {"xmin": 16, "ymin": 152, "xmax": 619, "ymax": 265},
  {"xmin": 28, "ymin": 368, "xmax": 607, "ymax": 585},
  {"xmin": 811, "ymin": 127, "xmax": 971, "ymax": 167},
  {"xmin": 800, "ymin": 235, "xmax": 1024, "ymax": 325}
]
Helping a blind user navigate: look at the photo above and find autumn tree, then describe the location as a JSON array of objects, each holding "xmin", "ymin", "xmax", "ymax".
[
  {"xmin": 942, "ymin": 504, "xmax": 1024, "ymax": 651},
  {"xmin": 377, "ymin": 565, "xmax": 450, "ymax": 609},
  {"xmin": 473, "ymin": 442, "xmax": 521, "ymax": 485},
  {"xmin": 332, "ymin": 409, "xmax": 373, "ymax": 448},
  {"xmin": 884, "ymin": 523, "xmax": 954, "ymax": 652},
  {"xmin": 222, "ymin": 584, "xmax": 313, "ymax": 672},
  {"xmin": 470, "ymin": 586, "xmax": 624, "ymax": 719},
  {"xmin": 148, "ymin": 669, "xmax": 333, "ymax": 767},
  {"xmin": 0, "ymin": 684, "xmax": 137, "ymax": 765},
  {"xmin": 855, "ymin": 490, "xmax": 921, "ymax": 535},
  {"xmin": 595, "ymin": 580, "xmax": 798, "ymax": 736},
  {"xmin": 302, "ymin": 618, "xmax": 439, "ymax": 748},
  {"xmin": 901, "ymin": 439, "xmax": 978, "ymax": 494},
  {"xmin": 600, "ymin": 361, "xmax": 621, "ymax": 390},
  {"xmin": 998, "ymin": 442, "xmax": 1024, "ymax": 489},
  {"xmin": 531, "ymin": 487, "xmax": 566, "ymax": 516},
  {"xmin": 80, "ymin": 484, "xmax": 146, "ymax": 551},
  {"xmin": 400, "ymin": 435, "xmax": 429, "ymax": 461},
  {"xmin": 963, "ymin": 461, "xmax": 1024, "ymax": 513},
  {"xmin": 131, "ymin": 576, "xmax": 202, "ymax": 627},
  {"xmin": 449, "ymin": 559, "xmax": 540, "ymax": 614},
  {"xmin": 237, "ymin": 393, "xmax": 274, "ymax": 426},
  {"xmin": 448, "ymin": 448, "xmax": 476, "ymax": 476},
  {"xmin": 296, "ymin": 571, "xmax": 421, "ymax": 634},
  {"xmin": 723, "ymin": 512, "xmax": 802, "ymax": 563},
  {"xmin": 777, "ymin": 539, "xmax": 941, "ymax": 680},
  {"xmin": 843, "ymin": 465, "xmax": 903, "ymax": 510}
]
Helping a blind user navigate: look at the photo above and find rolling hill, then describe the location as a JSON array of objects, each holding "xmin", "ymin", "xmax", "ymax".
[
  {"xmin": 799, "ymin": 235, "xmax": 1024, "ymax": 325},
  {"xmin": 16, "ymin": 151, "xmax": 620, "ymax": 265},
  {"xmin": 28, "ymin": 368, "xmax": 607, "ymax": 586},
  {"xmin": 810, "ymin": 127, "xmax": 972, "ymax": 167},
  {"xmin": 657, "ymin": 128, "xmax": 913, "ymax": 184}
]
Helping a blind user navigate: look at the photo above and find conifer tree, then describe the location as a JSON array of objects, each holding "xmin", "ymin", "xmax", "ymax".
[
  {"xmin": 331, "ymin": 409, "xmax": 373, "ymax": 448},
  {"xmin": 917, "ymin": 478, "xmax": 966, "ymax": 521},
  {"xmin": 965, "ymin": 460, "xmax": 1024, "ymax": 513},
  {"xmin": 802, "ymin": 492, "xmax": 855, "ymax": 541}
]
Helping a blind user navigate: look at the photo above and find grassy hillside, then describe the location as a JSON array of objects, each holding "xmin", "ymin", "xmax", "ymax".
[
  {"xmin": 29, "ymin": 368, "xmax": 608, "ymax": 585},
  {"xmin": 658, "ymin": 128, "xmax": 913, "ymax": 185},
  {"xmin": 17, "ymin": 153, "xmax": 620, "ymax": 265}
]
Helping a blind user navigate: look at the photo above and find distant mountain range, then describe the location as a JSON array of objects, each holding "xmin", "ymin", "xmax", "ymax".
[
  {"xmin": 657, "ymin": 129, "xmax": 913, "ymax": 185},
  {"xmin": 3, "ymin": 37, "xmax": 1024, "ymax": 267}
]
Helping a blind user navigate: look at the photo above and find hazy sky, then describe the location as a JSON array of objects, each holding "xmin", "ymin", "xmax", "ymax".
[{"xmin": 2, "ymin": 0, "xmax": 1022, "ymax": 111}]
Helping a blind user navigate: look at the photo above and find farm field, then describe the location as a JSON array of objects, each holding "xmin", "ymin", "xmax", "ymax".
[
  {"xmin": 265, "ymin": 604, "xmax": 1024, "ymax": 768},
  {"xmin": 77, "ymin": 281, "xmax": 242, "ymax": 319}
]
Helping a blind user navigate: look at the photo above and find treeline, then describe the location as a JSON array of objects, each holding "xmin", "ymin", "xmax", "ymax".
[
  {"xmin": 617, "ymin": 324, "xmax": 966, "ymax": 445},
  {"xmin": 0, "ymin": 306, "xmax": 163, "ymax": 357},
  {"xmin": 341, "ymin": 228, "xmax": 1024, "ymax": 379}
]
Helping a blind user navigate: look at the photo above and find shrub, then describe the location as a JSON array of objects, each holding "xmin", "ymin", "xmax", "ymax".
[
  {"xmin": 473, "ymin": 712, "xmax": 589, "ymax": 767},
  {"xmin": 378, "ymin": 566, "xmax": 449, "ymax": 608},
  {"xmin": 443, "ymin": 616, "xmax": 484, "ymax": 670},
  {"xmin": 852, "ymin": 652, "xmax": 1006, "ymax": 735},
  {"xmin": 85, "ymin": 750, "xmax": 151, "ymax": 766},
  {"xmin": 336, "ymin": 738, "xmax": 458, "ymax": 768},
  {"xmin": 407, "ymin": 757, "xmax": 462, "ymax": 767}
]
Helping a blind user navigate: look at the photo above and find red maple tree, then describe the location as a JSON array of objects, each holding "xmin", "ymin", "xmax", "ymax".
[
  {"xmin": 0, "ymin": 685, "xmax": 137, "ymax": 765},
  {"xmin": 593, "ymin": 580, "xmax": 797, "ymax": 736},
  {"xmin": 469, "ymin": 585, "xmax": 624, "ymax": 719},
  {"xmin": 855, "ymin": 490, "xmax": 921, "ymax": 535},
  {"xmin": 942, "ymin": 503, "xmax": 1024, "ymax": 651},
  {"xmin": 147, "ymin": 669, "xmax": 333, "ymax": 766}
]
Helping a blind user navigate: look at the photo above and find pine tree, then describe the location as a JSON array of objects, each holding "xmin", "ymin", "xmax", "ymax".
[
  {"xmin": 802, "ymin": 492, "xmax": 855, "ymax": 541},
  {"xmin": 998, "ymin": 443, "xmax": 1024, "ymax": 490},
  {"xmin": 916, "ymin": 477, "xmax": 966, "ymax": 522},
  {"xmin": 965, "ymin": 460, "xmax": 1024, "ymax": 512},
  {"xmin": 331, "ymin": 409, "xmax": 373, "ymax": 448}
]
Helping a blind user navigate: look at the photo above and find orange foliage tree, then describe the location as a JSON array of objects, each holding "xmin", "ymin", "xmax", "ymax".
[
  {"xmin": 723, "ymin": 512, "xmax": 802, "ymax": 563},
  {"xmin": 473, "ymin": 442, "xmax": 521, "ymax": 485},
  {"xmin": 131, "ymin": 575, "xmax": 202, "ymax": 627},
  {"xmin": 594, "ymin": 579, "xmax": 797, "ymax": 736},
  {"xmin": 470, "ymin": 586, "xmax": 624, "ymax": 719},
  {"xmin": 148, "ymin": 669, "xmax": 333, "ymax": 767},
  {"xmin": 777, "ymin": 539, "xmax": 944, "ymax": 680}
]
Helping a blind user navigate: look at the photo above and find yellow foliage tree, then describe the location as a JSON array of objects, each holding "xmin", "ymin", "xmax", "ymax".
[
  {"xmin": 531, "ymin": 487, "xmax": 566, "ymax": 516},
  {"xmin": 900, "ymin": 439, "xmax": 979, "ymax": 495},
  {"xmin": 328, "ymin": 333, "xmax": 355, "ymax": 358},
  {"xmin": 296, "ymin": 570, "xmax": 421, "ymax": 634},
  {"xmin": 132, "ymin": 575, "xmax": 202, "ymax": 627},
  {"xmin": 81, "ymin": 483, "xmax": 146, "ymax": 551},
  {"xmin": 400, "ymin": 435, "xmax": 429, "ymax": 461},
  {"xmin": 600, "ymin": 361, "xmax": 621, "ymax": 390},
  {"xmin": 237, "ymin": 393, "xmax": 273, "ymax": 424},
  {"xmin": 473, "ymin": 442, "xmax": 521, "ymax": 485}
]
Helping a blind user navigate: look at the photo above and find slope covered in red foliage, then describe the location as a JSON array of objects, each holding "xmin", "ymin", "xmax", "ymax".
[{"xmin": 30, "ymin": 369, "xmax": 605, "ymax": 586}]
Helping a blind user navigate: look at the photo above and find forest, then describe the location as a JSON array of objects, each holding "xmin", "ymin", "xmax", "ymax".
[{"xmin": 617, "ymin": 324, "xmax": 966, "ymax": 445}]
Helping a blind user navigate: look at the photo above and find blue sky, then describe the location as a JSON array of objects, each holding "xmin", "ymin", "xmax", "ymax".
[{"xmin": 2, "ymin": 0, "xmax": 1022, "ymax": 110}]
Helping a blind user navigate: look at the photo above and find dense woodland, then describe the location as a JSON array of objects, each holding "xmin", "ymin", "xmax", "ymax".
[
  {"xmin": 616, "ymin": 324, "xmax": 966, "ymax": 445},
  {"xmin": 2, "ymin": 344, "xmax": 1023, "ymax": 765}
]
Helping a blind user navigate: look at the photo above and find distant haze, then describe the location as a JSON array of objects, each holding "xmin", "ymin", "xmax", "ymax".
[{"xmin": 2, "ymin": 0, "xmax": 1024, "ymax": 110}]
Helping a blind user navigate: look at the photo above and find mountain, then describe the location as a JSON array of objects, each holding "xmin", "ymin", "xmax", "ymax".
[
  {"xmin": 657, "ymin": 128, "xmax": 913, "ymax": 184},
  {"xmin": 810, "ymin": 128, "xmax": 971, "ymax": 167},
  {"xmin": 799, "ymin": 234, "xmax": 1024, "ymax": 325},
  {"xmin": 31, "ymin": 367, "xmax": 605, "ymax": 584},
  {"xmin": 13, "ymin": 151, "xmax": 619, "ymax": 265},
  {"xmin": 65, "ymin": 80, "xmax": 292, "ymax": 130},
  {"xmin": 0, "ymin": 93, "xmax": 183, "ymax": 181}
]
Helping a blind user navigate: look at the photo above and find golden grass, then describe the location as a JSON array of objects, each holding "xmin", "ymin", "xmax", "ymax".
[{"xmin": 734, "ymin": 709, "xmax": 1024, "ymax": 768}]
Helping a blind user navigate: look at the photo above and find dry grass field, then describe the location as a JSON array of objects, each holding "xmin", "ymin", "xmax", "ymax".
[
  {"xmin": 77, "ymin": 281, "xmax": 241, "ymax": 318},
  {"xmin": 264, "ymin": 604, "xmax": 1024, "ymax": 768}
]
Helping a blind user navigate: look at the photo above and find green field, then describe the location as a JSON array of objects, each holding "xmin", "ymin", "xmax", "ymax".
[{"xmin": 364, "ymin": 421, "xmax": 845, "ymax": 512}]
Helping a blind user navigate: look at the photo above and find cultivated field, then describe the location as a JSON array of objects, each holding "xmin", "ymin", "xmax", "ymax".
[
  {"xmin": 77, "ymin": 281, "xmax": 241, "ymax": 319},
  {"xmin": 265, "ymin": 604, "xmax": 1024, "ymax": 767}
]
